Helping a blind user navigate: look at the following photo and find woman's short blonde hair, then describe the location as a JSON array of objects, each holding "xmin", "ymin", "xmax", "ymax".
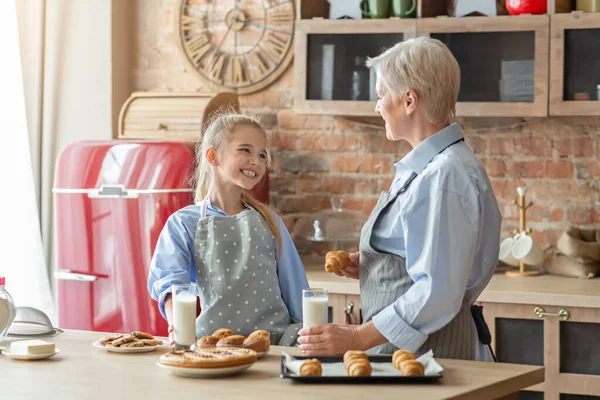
[{"xmin": 366, "ymin": 36, "xmax": 460, "ymax": 125}]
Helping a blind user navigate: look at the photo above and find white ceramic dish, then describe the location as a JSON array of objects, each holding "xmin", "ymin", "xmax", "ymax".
[
  {"xmin": 256, "ymin": 348, "xmax": 270, "ymax": 359},
  {"xmin": 92, "ymin": 340, "xmax": 165, "ymax": 353},
  {"xmin": 156, "ymin": 361, "xmax": 254, "ymax": 378},
  {"xmin": 1, "ymin": 348, "xmax": 60, "ymax": 360}
]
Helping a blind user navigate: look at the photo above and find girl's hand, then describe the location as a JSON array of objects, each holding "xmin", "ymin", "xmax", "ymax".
[
  {"xmin": 168, "ymin": 324, "xmax": 175, "ymax": 349},
  {"xmin": 297, "ymin": 324, "xmax": 364, "ymax": 356},
  {"xmin": 334, "ymin": 252, "xmax": 359, "ymax": 280}
]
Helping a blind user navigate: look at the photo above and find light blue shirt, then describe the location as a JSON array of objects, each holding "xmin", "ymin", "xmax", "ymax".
[
  {"xmin": 370, "ymin": 123, "xmax": 501, "ymax": 361},
  {"xmin": 147, "ymin": 199, "xmax": 309, "ymax": 322}
]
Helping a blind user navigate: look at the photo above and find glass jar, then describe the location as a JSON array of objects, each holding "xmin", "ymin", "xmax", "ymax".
[
  {"xmin": 351, "ymin": 56, "xmax": 369, "ymax": 101},
  {"xmin": 0, "ymin": 277, "xmax": 16, "ymax": 344}
]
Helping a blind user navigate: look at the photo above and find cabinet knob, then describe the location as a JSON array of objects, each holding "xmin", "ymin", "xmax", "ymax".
[{"xmin": 534, "ymin": 306, "xmax": 570, "ymax": 321}]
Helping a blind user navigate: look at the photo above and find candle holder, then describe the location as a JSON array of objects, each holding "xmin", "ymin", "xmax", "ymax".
[{"xmin": 506, "ymin": 187, "xmax": 542, "ymax": 277}]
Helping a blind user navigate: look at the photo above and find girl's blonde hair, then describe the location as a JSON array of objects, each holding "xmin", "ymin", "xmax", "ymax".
[
  {"xmin": 193, "ymin": 112, "xmax": 282, "ymax": 249},
  {"xmin": 366, "ymin": 36, "xmax": 460, "ymax": 125}
]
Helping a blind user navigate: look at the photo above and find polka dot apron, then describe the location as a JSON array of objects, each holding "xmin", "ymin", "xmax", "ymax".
[{"xmin": 194, "ymin": 201, "xmax": 300, "ymax": 346}]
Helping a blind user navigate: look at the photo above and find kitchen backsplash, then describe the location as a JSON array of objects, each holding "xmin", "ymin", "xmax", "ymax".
[{"xmin": 131, "ymin": 0, "xmax": 599, "ymax": 258}]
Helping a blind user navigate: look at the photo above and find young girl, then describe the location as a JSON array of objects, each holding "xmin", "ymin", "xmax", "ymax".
[{"xmin": 147, "ymin": 113, "xmax": 308, "ymax": 346}]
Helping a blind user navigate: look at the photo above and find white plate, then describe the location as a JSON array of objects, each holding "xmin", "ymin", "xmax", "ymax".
[
  {"xmin": 256, "ymin": 348, "xmax": 270, "ymax": 359},
  {"xmin": 92, "ymin": 340, "xmax": 165, "ymax": 353},
  {"xmin": 156, "ymin": 361, "xmax": 254, "ymax": 378},
  {"xmin": 1, "ymin": 348, "xmax": 60, "ymax": 360}
]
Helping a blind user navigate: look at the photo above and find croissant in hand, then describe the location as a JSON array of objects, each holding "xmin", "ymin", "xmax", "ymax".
[
  {"xmin": 299, "ymin": 359, "xmax": 322, "ymax": 376},
  {"xmin": 325, "ymin": 250, "xmax": 350, "ymax": 273}
]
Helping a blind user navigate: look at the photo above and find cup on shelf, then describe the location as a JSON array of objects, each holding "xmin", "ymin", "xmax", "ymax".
[
  {"xmin": 391, "ymin": 0, "xmax": 416, "ymax": 18},
  {"xmin": 499, "ymin": 235, "xmax": 521, "ymax": 266},
  {"xmin": 361, "ymin": 0, "xmax": 391, "ymax": 18},
  {"xmin": 511, "ymin": 234, "xmax": 543, "ymax": 266}
]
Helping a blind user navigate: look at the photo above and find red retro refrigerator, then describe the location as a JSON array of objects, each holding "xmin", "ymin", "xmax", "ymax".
[
  {"xmin": 53, "ymin": 141, "xmax": 195, "ymax": 337},
  {"xmin": 53, "ymin": 140, "xmax": 270, "ymax": 337}
]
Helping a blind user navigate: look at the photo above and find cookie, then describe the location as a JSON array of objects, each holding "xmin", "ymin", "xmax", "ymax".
[
  {"xmin": 243, "ymin": 336, "xmax": 270, "ymax": 353},
  {"xmin": 106, "ymin": 334, "xmax": 136, "ymax": 347},
  {"xmin": 159, "ymin": 347, "xmax": 257, "ymax": 369},
  {"xmin": 121, "ymin": 340, "xmax": 146, "ymax": 348},
  {"xmin": 213, "ymin": 328, "xmax": 235, "ymax": 340},
  {"xmin": 140, "ymin": 339, "xmax": 163, "ymax": 346},
  {"xmin": 99, "ymin": 334, "xmax": 123, "ymax": 346},
  {"xmin": 131, "ymin": 331, "xmax": 155, "ymax": 340}
]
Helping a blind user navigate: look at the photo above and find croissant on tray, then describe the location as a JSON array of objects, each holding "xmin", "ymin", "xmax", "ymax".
[
  {"xmin": 346, "ymin": 359, "xmax": 372, "ymax": 377},
  {"xmin": 325, "ymin": 250, "xmax": 350, "ymax": 273},
  {"xmin": 392, "ymin": 349, "xmax": 416, "ymax": 370},
  {"xmin": 400, "ymin": 359, "xmax": 425, "ymax": 376},
  {"xmin": 299, "ymin": 359, "xmax": 323, "ymax": 376}
]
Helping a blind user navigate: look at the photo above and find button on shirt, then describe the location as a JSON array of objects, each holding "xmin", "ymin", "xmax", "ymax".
[
  {"xmin": 148, "ymin": 200, "xmax": 309, "ymax": 322},
  {"xmin": 370, "ymin": 123, "xmax": 501, "ymax": 356}
]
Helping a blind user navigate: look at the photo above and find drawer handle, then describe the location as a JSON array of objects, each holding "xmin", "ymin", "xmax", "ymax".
[{"xmin": 534, "ymin": 306, "xmax": 570, "ymax": 321}]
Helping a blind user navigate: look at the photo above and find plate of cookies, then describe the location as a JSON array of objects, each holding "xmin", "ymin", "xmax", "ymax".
[
  {"xmin": 93, "ymin": 331, "xmax": 165, "ymax": 353},
  {"xmin": 195, "ymin": 328, "xmax": 271, "ymax": 358},
  {"xmin": 157, "ymin": 347, "xmax": 258, "ymax": 378},
  {"xmin": 280, "ymin": 349, "xmax": 443, "ymax": 383}
]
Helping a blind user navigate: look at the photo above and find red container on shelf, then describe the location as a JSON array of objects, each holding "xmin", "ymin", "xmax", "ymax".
[{"xmin": 506, "ymin": 0, "xmax": 547, "ymax": 15}]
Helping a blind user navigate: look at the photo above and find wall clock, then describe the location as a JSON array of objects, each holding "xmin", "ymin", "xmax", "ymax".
[{"xmin": 177, "ymin": 0, "xmax": 296, "ymax": 95}]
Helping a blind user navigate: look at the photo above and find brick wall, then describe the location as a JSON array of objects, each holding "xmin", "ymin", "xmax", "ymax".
[{"xmin": 132, "ymin": 0, "xmax": 600, "ymax": 261}]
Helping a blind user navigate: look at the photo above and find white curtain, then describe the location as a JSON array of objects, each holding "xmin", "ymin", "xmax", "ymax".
[{"xmin": 0, "ymin": 1, "xmax": 56, "ymax": 322}]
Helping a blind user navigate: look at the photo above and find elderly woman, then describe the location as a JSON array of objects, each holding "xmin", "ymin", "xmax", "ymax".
[{"xmin": 297, "ymin": 37, "xmax": 501, "ymax": 361}]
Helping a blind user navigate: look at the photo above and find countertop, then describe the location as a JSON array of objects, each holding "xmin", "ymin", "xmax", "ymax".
[
  {"xmin": 304, "ymin": 263, "xmax": 600, "ymax": 308},
  {"xmin": 0, "ymin": 329, "xmax": 544, "ymax": 400}
]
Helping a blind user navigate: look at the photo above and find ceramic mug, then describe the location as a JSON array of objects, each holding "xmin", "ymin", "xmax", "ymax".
[
  {"xmin": 511, "ymin": 234, "xmax": 543, "ymax": 266},
  {"xmin": 361, "ymin": 0, "xmax": 390, "ymax": 18},
  {"xmin": 392, "ymin": 0, "xmax": 416, "ymax": 18},
  {"xmin": 499, "ymin": 235, "xmax": 521, "ymax": 267}
]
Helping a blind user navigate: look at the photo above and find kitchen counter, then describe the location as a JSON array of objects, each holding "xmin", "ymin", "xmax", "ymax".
[
  {"xmin": 0, "ymin": 329, "xmax": 543, "ymax": 400},
  {"xmin": 305, "ymin": 263, "xmax": 600, "ymax": 308}
]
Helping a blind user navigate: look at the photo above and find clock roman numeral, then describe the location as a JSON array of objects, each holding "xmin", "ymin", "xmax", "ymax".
[
  {"xmin": 206, "ymin": 53, "xmax": 226, "ymax": 82},
  {"xmin": 181, "ymin": 14, "xmax": 207, "ymax": 31},
  {"xmin": 228, "ymin": 57, "xmax": 248, "ymax": 84},
  {"xmin": 262, "ymin": 32, "xmax": 289, "ymax": 62},
  {"xmin": 263, "ymin": 0, "xmax": 291, "ymax": 9},
  {"xmin": 184, "ymin": 32, "xmax": 212, "ymax": 66},
  {"xmin": 247, "ymin": 50, "xmax": 270, "ymax": 76},
  {"xmin": 269, "ymin": 9, "xmax": 293, "ymax": 24}
]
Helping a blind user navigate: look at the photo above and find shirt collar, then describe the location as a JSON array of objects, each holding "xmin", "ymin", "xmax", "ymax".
[
  {"xmin": 202, "ymin": 196, "xmax": 253, "ymax": 215},
  {"xmin": 397, "ymin": 123, "xmax": 464, "ymax": 175}
]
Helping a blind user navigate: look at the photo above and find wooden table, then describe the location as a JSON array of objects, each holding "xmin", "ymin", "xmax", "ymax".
[{"xmin": 0, "ymin": 330, "xmax": 543, "ymax": 400}]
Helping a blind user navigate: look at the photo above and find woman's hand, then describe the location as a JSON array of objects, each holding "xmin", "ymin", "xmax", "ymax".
[
  {"xmin": 335, "ymin": 251, "xmax": 359, "ymax": 279},
  {"xmin": 296, "ymin": 324, "xmax": 364, "ymax": 356}
]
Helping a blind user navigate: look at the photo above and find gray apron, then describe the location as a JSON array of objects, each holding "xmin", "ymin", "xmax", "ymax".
[
  {"xmin": 193, "ymin": 201, "xmax": 300, "ymax": 346},
  {"xmin": 360, "ymin": 172, "xmax": 477, "ymax": 359}
]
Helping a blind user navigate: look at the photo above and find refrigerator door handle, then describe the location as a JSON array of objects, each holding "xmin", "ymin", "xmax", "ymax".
[
  {"xmin": 54, "ymin": 269, "xmax": 108, "ymax": 282},
  {"xmin": 87, "ymin": 184, "xmax": 139, "ymax": 199}
]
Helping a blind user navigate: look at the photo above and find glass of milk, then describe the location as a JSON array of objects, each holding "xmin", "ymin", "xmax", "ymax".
[
  {"xmin": 302, "ymin": 288, "xmax": 329, "ymax": 329},
  {"xmin": 172, "ymin": 283, "xmax": 197, "ymax": 349}
]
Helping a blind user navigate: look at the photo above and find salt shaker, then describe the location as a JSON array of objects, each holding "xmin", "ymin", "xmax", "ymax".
[{"xmin": 0, "ymin": 277, "xmax": 16, "ymax": 344}]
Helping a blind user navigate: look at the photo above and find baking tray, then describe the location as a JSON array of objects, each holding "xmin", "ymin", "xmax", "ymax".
[{"xmin": 280, "ymin": 355, "xmax": 443, "ymax": 384}]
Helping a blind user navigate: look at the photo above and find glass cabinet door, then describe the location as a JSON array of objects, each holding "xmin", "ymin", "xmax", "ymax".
[
  {"xmin": 295, "ymin": 19, "xmax": 417, "ymax": 116},
  {"xmin": 550, "ymin": 13, "xmax": 600, "ymax": 115},
  {"xmin": 418, "ymin": 16, "xmax": 549, "ymax": 117}
]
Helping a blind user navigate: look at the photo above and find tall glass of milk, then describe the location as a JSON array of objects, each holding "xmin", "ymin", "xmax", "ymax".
[
  {"xmin": 302, "ymin": 288, "xmax": 328, "ymax": 329},
  {"xmin": 172, "ymin": 283, "xmax": 197, "ymax": 349}
]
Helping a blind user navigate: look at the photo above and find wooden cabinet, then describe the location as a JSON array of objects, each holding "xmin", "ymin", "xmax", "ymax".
[
  {"xmin": 293, "ymin": 12, "xmax": 600, "ymax": 117},
  {"xmin": 417, "ymin": 16, "xmax": 549, "ymax": 117},
  {"xmin": 549, "ymin": 13, "xmax": 600, "ymax": 116},
  {"xmin": 294, "ymin": 19, "xmax": 416, "ymax": 116},
  {"xmin": 478, "ymin": 275, "xmax": 600, "ymax": 400},
  {"xmin": 328, "ymin": 293, "xmax": 362, "ymax": 325}
]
